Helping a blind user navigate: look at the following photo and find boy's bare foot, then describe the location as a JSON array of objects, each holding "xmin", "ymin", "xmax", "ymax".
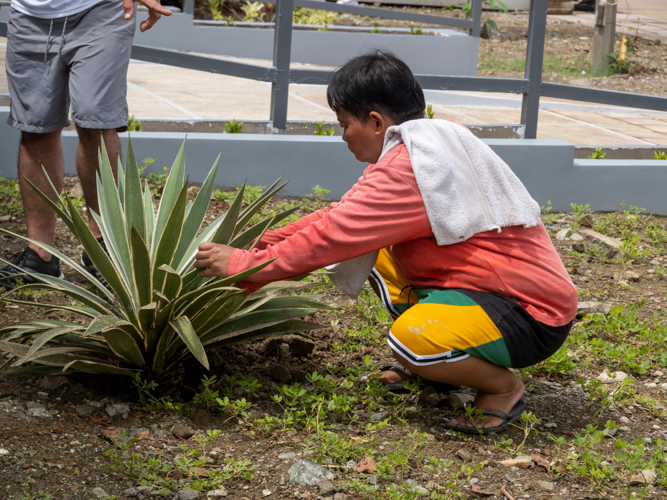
[
  {"xmin": 449, "ymin": 376, "xmax": 525, "ymax": 430},
  {"xmin": 380, "ymin": 367, "xmax": 410, "ymax": 385}
]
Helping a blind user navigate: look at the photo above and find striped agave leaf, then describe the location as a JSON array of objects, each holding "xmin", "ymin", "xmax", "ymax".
[{"xmin": 0, "ymin": 139, "xmax": 327, "ymax": 378}]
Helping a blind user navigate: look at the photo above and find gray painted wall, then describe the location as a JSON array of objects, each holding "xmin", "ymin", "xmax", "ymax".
[
  {"xmin": 2, "ymin": 110, "xmax": 667, "ymax": 213},
  {"xmin": 132, "ymin": 13, "xmax": 479, "ymax": 77},
  {"xmin": 0, "ymin": 9, "xmax": 478, "ymax": 76}
]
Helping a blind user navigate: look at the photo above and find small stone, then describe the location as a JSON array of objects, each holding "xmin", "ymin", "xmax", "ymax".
[
  {"xmin": 449, "ymin": 393, "xmax": 474, "ymax": 409},
  {"xmin": 597, "ymin": 371, "xmax": 629, "ymax": 384},
  {"xmin": 122, "ymin": 488, "xmax": 139, "ymax": 498},
  {"xmin": 650, "ymin": 260, "xmax": 661, "ymax": 266},
  {"xmin": 572, "ymin": 242, "xmax": 586, "ymax": 253},
  {"xmin": 570, "ymin": 233, "xmax": 584, "ymax": 241},
  {"xmin": 425, "ymin": 392, "xmax": 447, "ymax": 407},
  {"xmin": 620, "ymin": 416, "xmax": 630, "ymax": 424},
  {"xmin": 655, "ymin": 371, "xmax": 664, "ymax": 377},
  {"xmin": 368, "ymin": 475, "xmax": 377, "ymax": 485},
  {"xmin": 106, "ymin": 403, "xmax": 130, "ymax": 420},
  {"xmin": 580, "ymin": 229, "xmax": 623, "ymax": 259},
  {"xmin": 643, "ymin": 437, "xmax": 652, "ymax": 444},
  {"xmin": 26, "ymin": 402, "xmax": 45, "ymax": 410},
  {"xmin": 318, "ymin": 481, "xmax": 337, "ymax": 496},
  {"xmin": 499, "ymin": 456, "xmax": 532, "ymax": 469},
  {"xmin": 0, "ymin": 215, "xmax": 10, "ymax": 222},
  {"xmin": 279, "ymin": 343, "xmax": 291, "ymax": 360},
  {"xmin": 345, "ymin": 460, "xmax": 356, "ymax": 468},
  {"xmin": 619, "ymin": 426, "xmax": 631, "ymax": 432},
  {"xmin": 625, "ymin": 271, "xmax": 641, "ymax": 282},
  {"xmin": 644, "ymin": 383, "xmax": 658, "ymax": 388},
  {"xmin": 661, "ymin": 383, "xmax": 667, "ymax": 390},
  {"xmin": 555, "ymin": 228, "xmax": 572, "ymax": 241},
  {"xmin": 136, "ymin": 486, "xmax": 152, "ymax": 495},
  {"xmin": 333, "ymin": 494, "xmax": 348, "ymax": 500},
  {"xmin": 629, "ymin": 474, "xmax": 646, "ymax": 486},
  {"xmin": 480, "ymin": 19, "xmax": 500, "ymax": 40},
  {"xmin": 602, "ymin": 427, "xmax": 618, "ymax": 438},
  {"xmin": 578, "ymin": 214, "xmax": 594, "ymax": 228},
  {"xmin": 206, "ymin": 490, "xmax": 227, "ymax": 498},
  {"xmin": 0, "ymin": 449, "xmax": 9, "ymax": 456},
  {"xmin": 175, "ymin": 490, "xmax": 200, "ymax": 500},
  {"xmin": 76, "ymin": 404, "xmax": 94, "ymax": 417},
  {"xmin": 91, "ymin": 487, "xmax": 109, "ymax": 499},
  {"xmin": 369, "ymin": 411, "xmax": 389, "ymax": 422},
  {"xmin": 28, "ymin": 408, "xmax": 53, "ymax": 418},
  {"xmin": 544, "ymin": 423, "xmax": 557, "ymax": 428},
  {"xmin": 640, "ymin": 469, "xmax": 657, "ymax": 485},
  {"xmin": 173, "ymin": 425, "xmax": 194, "ymax": 440},
  {"xmin": 232, "ymin": 387, "xmax": 244, "ymax": 397},
  {"xmin": 288, "ymin": 459, "xmax": 334, "ymax": 486},
  {"xmin": 278, "ymin": 452, "xmax": 296, "ymax": 459},
  {"xmin": 262, "ymin": 489, "xmax": 272, "ymax": 497},
  {"xmin": 39, "ymin": 375, "xmax": 69, "ymax": 389},
  {"xmin": 404, "ymin": 479, "xmax": 429, "ymax": 495},
  {"xmin": 534, "ymin": 481, "xmax": 555, "ymax": 492},
  {"xmin": 510, "ymin": 466, "xmax": 519, "ymax": 472},
  {"xmin": 456, "ymin": 449, "xmax": 472, "ymax": 462}
]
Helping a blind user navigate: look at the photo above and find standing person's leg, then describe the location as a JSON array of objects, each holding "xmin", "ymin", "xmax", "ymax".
[
  {"xmin": 75, "ymin": 127, "xmax": 121, "ymax": 237},
  {"xmin": 1, "ymin": 9, "xmax": 72, "ymax": 288},
  {"xmin": 18, "ymin": 131, "xmax": 64, "ymax": 260}
]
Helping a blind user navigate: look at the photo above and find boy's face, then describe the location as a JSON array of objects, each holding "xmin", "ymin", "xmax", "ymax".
[{"xmin": 337, "ymin": 109, "xmax": 395, "ymax": 164}]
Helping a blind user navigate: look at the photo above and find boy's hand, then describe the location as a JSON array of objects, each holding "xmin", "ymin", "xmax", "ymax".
[{"xmin": 194, "ymin": 242, "xmax": 234, "ymax": 278}]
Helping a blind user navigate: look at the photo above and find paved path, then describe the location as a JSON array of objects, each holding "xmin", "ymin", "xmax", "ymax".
[{"xmin": 1, "ymin": 35, "xmax": 665, "ymax": 146}]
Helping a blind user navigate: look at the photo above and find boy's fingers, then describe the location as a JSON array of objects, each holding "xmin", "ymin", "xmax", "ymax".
[
  {"xmin": 122, "ymin": 0, "xmax": 134, "ymax": 20},
  {"xmin": 140, "ymin": 11, "xmax": 161, "ymax": 32},
  {"xmin": 193, "ymin": 257, "xmax": 211, "ymax": 269},
  {"xmin": 198, "ymin": 242, "xmax": 215, "ymax": 252},
  {"xmin": 141, "ymin": 0, "xmax": 173, "ymax": 16}
]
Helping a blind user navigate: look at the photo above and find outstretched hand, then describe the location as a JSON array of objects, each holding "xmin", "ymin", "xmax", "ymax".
[
  {"xmin": 194, "ymin": 242, "xmax": 235, "ymax": 278},
  {"xmin": 123, "ymin": 0, "xmax": 172, "ymax": 32}
]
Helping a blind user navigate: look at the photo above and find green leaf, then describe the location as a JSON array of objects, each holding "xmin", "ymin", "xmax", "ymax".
[
  {"xmin": 153, "ymin": 183, "xmax": 188, "ymax": 292},
  {"xmin": 235, "ymin": 178, "xmax": 287, "ymax": 234},
  {"xmin": 124, "ymin": 138, "xmax": 146, "ymax": 240},
  {"xmin": 84, "ymin": 316, "xmax": 133, "ymax": 337},
  {"xmin": 159, "ymin": 264, "xmax": 183, "ymax": 301},
  {"xmin": 211, "ymin": 182, "xmax": 245, "ymax": 245},
  {"xmin": 201, "ymin": 308, "xmax": 320, "ymax": 344},
  {"xmin": 12, "ymin": 326, "xmax": 79, "ymax": 366},
  {"xmin": 230, "ymin": 205, "xmax": 300, "ymax": 249},
  {"xmin": 189, "ymin": 291, "xmax": 247, "ymax": 335},
  {"xmin": 205, "ymin": 320, "xmax": 322, "ymax": 350},
  {"xmin": 96, "ymin": 138, "xmax": 134, "ymax": 295},
  {"xmin": 103, "ymin": 326, "xmax": 145, "ymax": 368},
  {"xmin": 62, "ymin": 360, "xmax": 135, "ymax": 376},
  {"xmin": 130, "ymin": 226, "xmax": 153, "ymax": 309},
  {"xmin": 171, "ymin": 316, "xmax": 209, "ymax": 370},
  {"xmin": 144, "ymin": 180, "xmax": 156, "ymax": 250},
  {"xmin": 153, "ymin": 140, "xmax": 186, "ymax": 251},
  {"xmin": 172, "ymin": 153, "xmax": 221, "ymax": 268}
]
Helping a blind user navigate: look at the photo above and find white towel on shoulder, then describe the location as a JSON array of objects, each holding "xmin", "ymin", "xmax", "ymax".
[
  {"xmin": 381, "ymin": 119, "xmax": 542, "ymax": 245},
  {"xmin": 328, "ymin": 119, "xmax": 542, "ymax": 297}
]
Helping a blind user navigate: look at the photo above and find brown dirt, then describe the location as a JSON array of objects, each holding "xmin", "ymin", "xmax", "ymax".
[{"xmin": 1, "ymin": 175, "xmax": 667, "ymax": 499}]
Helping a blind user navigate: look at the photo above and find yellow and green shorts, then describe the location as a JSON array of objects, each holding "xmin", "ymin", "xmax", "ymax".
[{"xmin": 370, "ymin": 249, "xmax": 571, "ymax": 369}]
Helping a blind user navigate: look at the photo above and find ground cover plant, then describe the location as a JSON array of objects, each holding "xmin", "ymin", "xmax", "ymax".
[
  {"xmin": 0, "ymin": 141, "xmax": 327, "ymax": 378},
  {"xmin": 2, "ymin": 168, "xmax": 667, "ymax": 499}
]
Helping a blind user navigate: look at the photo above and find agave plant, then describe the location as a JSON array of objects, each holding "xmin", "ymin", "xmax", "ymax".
[{"xmin": 0, "ymin": 140, "xmax": 327, "ymax": 377}]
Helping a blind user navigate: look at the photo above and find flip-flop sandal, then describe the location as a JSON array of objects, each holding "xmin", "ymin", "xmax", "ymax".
[
  {"xmin": 444, "ymin": 399, "xmax": 526, "ymax": 435},
  {"xmin": 359, "ymin": 364, "xmax": 461, "ymax": 394}
]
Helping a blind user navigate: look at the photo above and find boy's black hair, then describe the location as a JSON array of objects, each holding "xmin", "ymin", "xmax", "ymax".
[{"xmin": 326, "ymin": 50, "xmax": 426, "ymax": 124}]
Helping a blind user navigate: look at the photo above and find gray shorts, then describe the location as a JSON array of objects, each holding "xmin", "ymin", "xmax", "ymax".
[{"xmin": 5, "ymin": 0, "xmax": 135, "ymax": 134}]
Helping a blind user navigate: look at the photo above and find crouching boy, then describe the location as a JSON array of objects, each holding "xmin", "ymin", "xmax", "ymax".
[{"xmin": 194, "ymin": 51, "xmax": 577, "ymax": 433}]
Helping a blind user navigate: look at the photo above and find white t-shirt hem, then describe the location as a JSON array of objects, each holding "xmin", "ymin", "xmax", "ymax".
[{"xmin": 10, "ymin": 0, "xmax": 106, "ymax": 19}]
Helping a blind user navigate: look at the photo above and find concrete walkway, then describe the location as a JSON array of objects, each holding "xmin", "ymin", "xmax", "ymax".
[{"xmin": 1, "ymin": 33, "xmax": 665, "ymax": 146}]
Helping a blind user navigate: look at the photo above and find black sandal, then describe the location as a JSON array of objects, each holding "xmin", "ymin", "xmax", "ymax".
[{"xmin": 444, "ymin": 399, "xmax": 526, "ymax": 435}]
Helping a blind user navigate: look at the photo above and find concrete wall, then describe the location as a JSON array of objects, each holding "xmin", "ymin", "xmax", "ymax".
[
  {"xmin": 2, "ymin": 110, "xmax": 667, "ymax": 213},
  {"xmin": 132, "ymin": 13, "xmax": 479, "ymax": 77}
]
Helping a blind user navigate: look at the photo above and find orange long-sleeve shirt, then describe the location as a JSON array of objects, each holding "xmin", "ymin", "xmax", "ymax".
[{"xmin": 228, "ymin": 144, "xmax": 577, "ymax": 327}]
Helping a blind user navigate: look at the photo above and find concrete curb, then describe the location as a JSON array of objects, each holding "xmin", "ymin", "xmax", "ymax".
[{"xmin": 1, "ymin": 110, "xmax": 666, "ymax": 213}]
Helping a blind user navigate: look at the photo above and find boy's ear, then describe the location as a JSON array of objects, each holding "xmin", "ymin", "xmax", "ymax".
[{"xmin": 369, "ymin": 111, "xmax": 386, "ymax": 135}]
